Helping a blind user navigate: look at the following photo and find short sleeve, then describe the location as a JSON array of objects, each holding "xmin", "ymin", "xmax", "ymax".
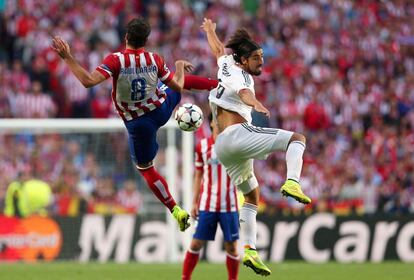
[
  {"xmin": 153, "ymin": 53, "xmax": 173, "ymax": 83},
  {"xmin": 194, "ymin": 143, "xmax": 203, "ymax": 170},
  {"xmin": 217, "ymin": 55, "xmax": 235, "ymax": 67},
  {"xmin": 96, "ymin": 53, "xmax": 120, "ymax": 79}
]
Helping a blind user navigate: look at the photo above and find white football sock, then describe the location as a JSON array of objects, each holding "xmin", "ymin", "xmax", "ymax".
[
  {"xmin": 239, "ymin": 203, "xmax": 257, "ymax": 249},
  {"xmin": 286, "ymin": 141, "xmax": 306, "ymax": 182}
]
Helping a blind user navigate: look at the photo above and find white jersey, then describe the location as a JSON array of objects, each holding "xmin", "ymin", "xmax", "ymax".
[{"xmin": 209, "ymin": 55, "xmax": 254, "ymax": 123}]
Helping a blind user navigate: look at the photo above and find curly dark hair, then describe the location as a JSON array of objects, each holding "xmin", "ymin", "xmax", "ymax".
[
  {"xmin": 126, "ymin": 17, "xmax": 151, "ymax": 49},
  {"xmin": 225, "ymin": 29, "xmax": 261, "ymax": 63}
]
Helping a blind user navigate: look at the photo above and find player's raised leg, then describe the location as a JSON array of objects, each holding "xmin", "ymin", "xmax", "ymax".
[
  {"xmin": 125, "ymin": 93, "xmax": 190, "ymax": 232},
  {"xmin": 138, "ymin": 163, "xmax": 190, "ymax": 231},
  {"xmin": 280, "ymin": 133, "xmax": 311, "ymax": 204}
]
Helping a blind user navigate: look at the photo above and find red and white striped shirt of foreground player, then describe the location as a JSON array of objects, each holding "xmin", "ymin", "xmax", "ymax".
[
  {"xmin": 95, "ymin": 49, "xmax": 173, "ymax": 121},
  {"xmin": 195, "ymin": 137, "xmax": 238, "ymax": 212}
]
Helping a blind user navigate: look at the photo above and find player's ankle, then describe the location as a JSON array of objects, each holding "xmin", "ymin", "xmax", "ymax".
[
  {"xmin": 171, "ymin": 204, "xmax": 180, "ymax": 213},
  {"xmin": 287, "ymin": 178, "xmax": 299, "ymax": 184}
]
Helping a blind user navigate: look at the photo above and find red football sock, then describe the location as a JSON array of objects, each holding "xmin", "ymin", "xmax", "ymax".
[
  {"xmin": 226, "ymin": 254, "xmax": 240, "ymax": 280},
  {"xmin": 184, "ymin": 75, "xmax": 218, "ymax": 91},
  {"xmin": 139, "ymin": 166, "xmax": 176, "ymax": 211},
  {"xmin": 182, "ymin": 250, "xmax": 200, "ymax": 280}
]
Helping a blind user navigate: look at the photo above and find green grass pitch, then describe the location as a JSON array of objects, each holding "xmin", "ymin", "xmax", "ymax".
[{"xmin": 0, "ymin": 261, "xmax": 412, "ymax": 280}]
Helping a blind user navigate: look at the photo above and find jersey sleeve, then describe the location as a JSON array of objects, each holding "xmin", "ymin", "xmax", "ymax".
[
  {"xmin": 217, "ymin": 55, "xmax": 235, "ymax": 67},
  {"xmin": 194, "ymin": 143, "xmax": 203, "ymax": 170},
  {"xmin": 217, "ymin": 55, "xmax": 253, "ymax": 94},
  {"xmin": 96, "ymin": 53, "xmax": 120, "ymax": 79},
  {"xmin": 184, "ymin": 75, "xmax": 218, "ymax": 91},
  {"xmin": 153, "ymin": 53, "xmax": 173, "ymax": 83}
]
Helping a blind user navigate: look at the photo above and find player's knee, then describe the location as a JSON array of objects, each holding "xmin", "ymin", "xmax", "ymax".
[
  {"xmin": 190, "ymin": 239, "xmax": 204, "ymax": 251},
  {"xmin": 290, "ymin": 133, "xmax": 306, "ymax": 145},
  {"xmin": 224, "ymin": 242, "xmax": 238, "ymax": 256},
  {"xmin": 243, "ymin": 188, "xmax": 259, "ymax": 206},
  {"xmin": 237, "ymin": 175, "xmax": 259, "ymax": 197},
  {"xmin": 136, "ymin": 161, "xmax": 154, "ymax": 170}
]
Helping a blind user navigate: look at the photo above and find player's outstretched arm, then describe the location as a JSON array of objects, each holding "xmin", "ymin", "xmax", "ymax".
[
  {"xmin": 201, "ymin": 18, "xmax": 225, "ymax": 59},
  {"xmin": 165, "ymin": 60, "xmax": 194, "ymax": 93},
  {"xmin": 51, "ymin": 36, "xmax": 106, "ymax": 88},
  {"xmin": 184, "ymin": 75, "xmax": 218, "ymax": 91},
  {"xmin": 239, "ymin": 89, "xmax": 270, "ymax": 117}
]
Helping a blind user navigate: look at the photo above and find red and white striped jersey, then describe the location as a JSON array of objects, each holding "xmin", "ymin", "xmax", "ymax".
[
  {"xmin": 96, "ymin": 48, "xmax": 174, "ymax": 121},
  {"xmin": 196, "ymin": 137, "xmax": 238, "ymax": 213},
  {"xmin": 14, "ymin": 92, "xmax": 56, "ymax": 118}
]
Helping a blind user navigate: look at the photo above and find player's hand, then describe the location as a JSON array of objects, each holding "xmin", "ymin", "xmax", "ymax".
[
  {"xmin": 190, "ymin": 204, "xmax": 199, "ymax": 219},
  {"xmin": 254, "ymin": 102, "xmax": 270, "ymax": 117},
  {"xmin": 51, "ymin": 36, "xmax": 71, "ymax": 59},
  {"xmin": 200, "ymin": 18, "xmax": 216, "ymax": 33},
  {"xmin": 175, "ymin": 60, "xmax": 194, "ymax": 73}
]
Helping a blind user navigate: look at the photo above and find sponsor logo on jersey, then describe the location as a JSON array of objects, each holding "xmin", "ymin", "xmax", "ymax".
[
  {"xmin": 207, "ymin": 158, "xmax": 220, "ymax": 165},
  {"xmin": 222, "ymin": 63, "xmax": 231, "ymax": 77}
]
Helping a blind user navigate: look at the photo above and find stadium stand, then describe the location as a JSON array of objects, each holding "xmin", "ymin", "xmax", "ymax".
[{"xmin": 0, "ymin": 0, "xmax": 413, "ymax": 215}]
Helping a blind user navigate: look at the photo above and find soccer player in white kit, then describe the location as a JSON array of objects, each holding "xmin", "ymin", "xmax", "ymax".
[{"xmin": 201, "ymin": 18, "xmax": 311, "ymax": 276}]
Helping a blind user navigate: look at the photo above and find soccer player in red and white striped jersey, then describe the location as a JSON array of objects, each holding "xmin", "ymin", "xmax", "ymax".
[
  {"xmin": 195, "ymin": 135, "xmax": 239, "ymax": 214},
  {"xmin": 51, "ymin": 17, "xmax": 218, "ymax": 232},
  {"xmin": 14, "ymin": 81, "xmax": 57, "ymax": 118},
  {"xmin": 182, "ymin": 115, "xmax": 239, "ymax": 280}
]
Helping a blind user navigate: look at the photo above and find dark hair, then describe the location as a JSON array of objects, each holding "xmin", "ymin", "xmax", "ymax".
[
  {"xmin": 225, "ymin": 29, "xmax": 261, "ymax": 63},
  {"xmin": 208, "ymin": 113, "xmax": 213, "ymax": 124},
  {"xmin": 208, "ymin": 113, "xmax": 214, "ymax": 131},
  {"xmin": 126, "ymin": 17, "xmax": 151, "ymax": 48}
]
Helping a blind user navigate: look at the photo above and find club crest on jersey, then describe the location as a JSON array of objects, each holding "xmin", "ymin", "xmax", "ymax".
[{"xmin": 207, "ymin": 158, "xmax": 220, "ymax": 165}]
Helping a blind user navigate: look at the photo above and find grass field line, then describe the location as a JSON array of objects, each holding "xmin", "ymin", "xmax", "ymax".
[{"xmin": 0, "ymin": 261, "xmax": 412, "ymax": 280}]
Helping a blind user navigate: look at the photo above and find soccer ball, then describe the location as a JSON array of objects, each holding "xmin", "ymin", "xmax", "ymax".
[{"xmin": 174, "ymin": 103, "xmax": 203, "ymax": 132}]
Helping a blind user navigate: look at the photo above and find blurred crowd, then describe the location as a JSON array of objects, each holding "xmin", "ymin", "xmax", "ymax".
[
  {"xmin": 1, "ymin": 0, "xmax": 414, "ymax": 216},
  {"xmin": 0, "ymin": 133, "xmax": 143, "ymax": 216}
]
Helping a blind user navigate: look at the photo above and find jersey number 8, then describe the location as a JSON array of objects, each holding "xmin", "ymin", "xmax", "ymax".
[{"xmin": 131, "ymin": 78, "xmax": 147, "ymax": 101}]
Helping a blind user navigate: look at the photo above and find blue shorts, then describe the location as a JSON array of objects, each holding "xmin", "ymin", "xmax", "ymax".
[
  {"xmin": 124, "ymin": 85, "xmax": 181, "ymax": 164},
  {"xmin": 193, "ymin": 211, "xmax": 239, "ymax": 242}
]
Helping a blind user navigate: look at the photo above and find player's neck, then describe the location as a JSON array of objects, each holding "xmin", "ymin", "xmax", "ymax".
[
  {"xmin": 236, "ymin": 63, "xmax": 250, "ymax": 74},
  {"xmin": 126, "ymin": 44, "xmax": 144, "ymax": 51}
]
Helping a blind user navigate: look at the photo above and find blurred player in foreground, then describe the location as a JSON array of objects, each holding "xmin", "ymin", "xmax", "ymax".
[
  {"xmin": 201, "ymin": 18, "xmax": 311, "ymax": 276},
  {"xmin": 182, "ymin": 115, "xmax": 240, "ymax": 280},
  {"xmin": 51, "ymin": 17, "xmax": 217, "ymax": 232}
]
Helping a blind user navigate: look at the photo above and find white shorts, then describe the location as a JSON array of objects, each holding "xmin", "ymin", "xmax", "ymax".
[{"xmin": 215, "ymin": 123, "xmax": 294, "ymax": 194}]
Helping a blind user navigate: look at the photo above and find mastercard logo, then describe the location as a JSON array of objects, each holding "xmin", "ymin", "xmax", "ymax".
[{"xmin": 0, "ymin": 215, "xmax": 62, "ymax": 262}]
